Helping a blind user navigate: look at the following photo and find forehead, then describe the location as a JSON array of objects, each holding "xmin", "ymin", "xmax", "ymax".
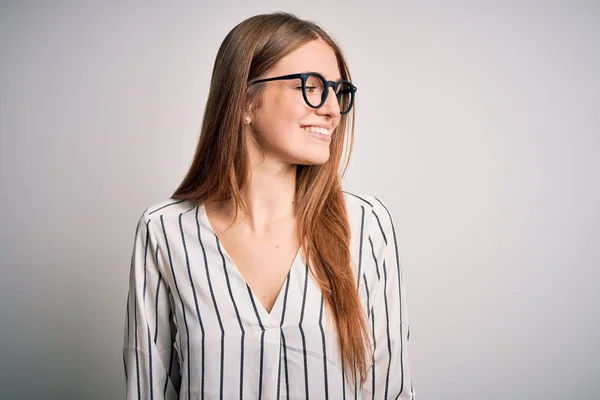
[{"xmin": 271, "ymin": 39, "xmax": 342, "ymax": 81}]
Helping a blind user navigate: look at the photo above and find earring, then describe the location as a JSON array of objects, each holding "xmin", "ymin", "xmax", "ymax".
[{"xmin": 244, "ymin": 116, "xmax": 251, "ymax": 124}]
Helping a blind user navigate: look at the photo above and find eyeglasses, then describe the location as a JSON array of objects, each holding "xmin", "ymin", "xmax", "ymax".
[{"xmin": 247, "ymin": 72, "xmax": 357, "ymax": 115}]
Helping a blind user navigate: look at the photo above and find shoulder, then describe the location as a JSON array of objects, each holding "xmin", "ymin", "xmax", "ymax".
[
  {"xmin": 342, "ymin": 190, "xmax": 394, "ymax": 220},
  {"xmin": 342, "ymin": 190, "xmax": 396, "ymax": 237},
  {"xmin": 137, "ymin": 198, "xmax": 198, "ymax": 227},
  {"xmin": 342, "ymin": 190, "xmax": 376, "ymax": 210}
]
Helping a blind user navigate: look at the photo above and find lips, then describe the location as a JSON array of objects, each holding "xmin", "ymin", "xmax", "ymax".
[{"xmin": 301, "ymin": 126, "xmax": 331, "ymax": 136}]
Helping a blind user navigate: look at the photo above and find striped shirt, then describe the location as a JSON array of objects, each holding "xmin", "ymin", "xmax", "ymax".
[{"xmin": 123, "ymin": 191, "xmax": 415, "ymax": 399}]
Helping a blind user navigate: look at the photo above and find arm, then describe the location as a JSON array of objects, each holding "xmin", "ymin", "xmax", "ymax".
[
  {"xmin": 363, "ymin": 197, "xmax": 415, "ymax": 399},
  {"xmin": 123, "ymin": 210, "xmax": 180, "ymax": 399}
]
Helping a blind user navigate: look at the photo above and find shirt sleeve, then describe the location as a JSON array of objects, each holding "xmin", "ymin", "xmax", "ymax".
[
  {"xmin": 363, "ymin": 197, "xmax": 415, "ymax": 399},
  {"xmin": 123, "ymin": 210, "xmax": 181, "ymax": 399}
]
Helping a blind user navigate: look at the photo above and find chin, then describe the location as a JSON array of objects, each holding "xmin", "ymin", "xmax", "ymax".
[
  {"xmin": 285, "ymin": 139, "xmax": 331, "ymax": 165},
  {"xmin": 295, "ymin": 152, "xmax": 330, "ymax": 166}
]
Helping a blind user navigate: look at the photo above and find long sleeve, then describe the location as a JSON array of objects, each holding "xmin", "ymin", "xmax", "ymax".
[
  {"xmin": 123, "ymin": 210, "xmax": 180, "ymax": 399},
  {"xmin": 363, "ymin": 197, "xmax": 415, "ymax": 399}
]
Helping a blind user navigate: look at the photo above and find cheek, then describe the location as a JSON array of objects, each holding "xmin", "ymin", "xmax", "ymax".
[
  {"xmin": 272, "ymin": 90, "xmax": 306, "ymax": 120},
  {"xmin": 256, "ymin": 94, "xmax": 307, "ymax": 138}
]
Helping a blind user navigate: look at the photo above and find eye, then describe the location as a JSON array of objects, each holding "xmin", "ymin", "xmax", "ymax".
[{"xmin": 304, "ymin": 86, "xmax": 317, "ymax": 93}]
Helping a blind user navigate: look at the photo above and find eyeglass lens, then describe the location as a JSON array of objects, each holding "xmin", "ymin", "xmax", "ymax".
[{"xmin": 304, "ymin": 74, "xmax": 353, "ymax": 114}]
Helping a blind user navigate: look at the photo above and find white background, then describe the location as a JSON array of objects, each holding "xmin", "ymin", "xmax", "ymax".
[{"xmin": 1, "ymin": 1, "xmax": 598, "ymax": 399}]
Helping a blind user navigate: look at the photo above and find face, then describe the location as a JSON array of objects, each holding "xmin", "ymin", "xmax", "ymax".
[{"xmin": 246, "ymin": 39, "xmax": 343, "ymax": 166}]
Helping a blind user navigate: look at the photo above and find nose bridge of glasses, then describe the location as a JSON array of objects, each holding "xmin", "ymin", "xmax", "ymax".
[
  {"xmin": 318, "ymin": 82, "xmax": 341, "ymax": 112},
  {"xmin": 324, "ymin": 79, "xmax": 341, "ymax": 93}
]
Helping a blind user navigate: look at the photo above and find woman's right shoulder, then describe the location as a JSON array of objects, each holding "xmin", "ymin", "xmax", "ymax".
[{"xmin": 136, "ymin": 198, "xmax": 199, "ymax": 225}]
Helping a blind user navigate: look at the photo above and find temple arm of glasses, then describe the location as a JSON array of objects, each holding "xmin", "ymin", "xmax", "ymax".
[{"xmin": 248, "ymin": 73, "xmax": 303, "ymax": 85}]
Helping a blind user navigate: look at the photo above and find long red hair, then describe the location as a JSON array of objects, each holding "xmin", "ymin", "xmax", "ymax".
[{"xmin": 171, "ymin": 12, "xmax": 370, "ymax": 387}]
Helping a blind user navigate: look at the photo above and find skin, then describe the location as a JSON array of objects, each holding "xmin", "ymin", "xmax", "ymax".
[{"xmin": 208, "ymin": 38, "xmax": 343, "ymax": 233}]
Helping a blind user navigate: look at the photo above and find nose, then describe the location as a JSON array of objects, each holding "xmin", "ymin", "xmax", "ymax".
[{"xmin": 316, "ymin": 86, "xmax": 341, "ymax": 116}]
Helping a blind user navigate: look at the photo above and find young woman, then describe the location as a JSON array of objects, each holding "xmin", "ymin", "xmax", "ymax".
[{"xmin": 123, "ymin": 12, "xmax": 414, "ymax": 399}]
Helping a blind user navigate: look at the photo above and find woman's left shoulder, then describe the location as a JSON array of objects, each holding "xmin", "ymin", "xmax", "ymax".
[
  {"xmin": 342, "ymin": 190, "xmax": 397, "ymax": 239},
  {"xmin": 342, "ymin": 190, "xmax": 392, "ymax": 217}
]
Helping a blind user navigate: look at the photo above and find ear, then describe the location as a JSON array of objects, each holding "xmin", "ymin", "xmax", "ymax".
[{"xmin": 243, "ymin": 103, "xmax": 253, "ymax": 124}]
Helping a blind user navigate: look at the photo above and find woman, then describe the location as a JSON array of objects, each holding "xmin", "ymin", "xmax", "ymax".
[{"xmin": 123, "ymin": 12, "xmax": 414, "ymax": 399}]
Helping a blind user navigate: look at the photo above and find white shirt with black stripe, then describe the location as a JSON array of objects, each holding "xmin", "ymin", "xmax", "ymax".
[{"xmin": 123, "ymin": 191, "xmax": 415, "ymax": 399}]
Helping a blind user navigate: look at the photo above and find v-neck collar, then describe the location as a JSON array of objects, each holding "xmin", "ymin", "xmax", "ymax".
[{"xmin": 198, "ymin": 203, "xmax": 304, "ymax": 327}]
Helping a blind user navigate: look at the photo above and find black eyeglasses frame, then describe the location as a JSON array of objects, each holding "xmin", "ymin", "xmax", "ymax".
[{"xmin": 247, "ymin": 72, "xmax": 357, "ymax": 115}]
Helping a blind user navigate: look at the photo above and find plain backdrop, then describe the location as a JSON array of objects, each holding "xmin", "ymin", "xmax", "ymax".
[{"xmin": 1, "ymin": 1, "xmax": 599, "ymax": 399}]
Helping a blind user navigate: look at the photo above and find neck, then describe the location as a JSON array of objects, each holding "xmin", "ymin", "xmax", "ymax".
[{"xmin": 211, "ymin": 161, "xmax": 298, "ymax": 235}]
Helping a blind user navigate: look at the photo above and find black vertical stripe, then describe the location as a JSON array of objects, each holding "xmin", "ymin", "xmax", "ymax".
[
  {"xmin": 298, "ymin": 264, "xmax": 310, "ymax": 399},
  {"xmin": 362, "ymin": 274, "xmax": 371, "ymax": 319},
  {"xmin": 212, "ymin": 205, "xmax": 246, "ymax": 400},
  {"xmin": 281, "ymin": 330, "xmax": 291, "ymax": 400},
  {"xmin": 163, "ymin": 310, "xmax": 175, "ymax": 397},
  {"xmin": 160, "ymin": 215, "xmax": 191, "ymax": 400},
  {"xmin": 134, "ymin": 223, "xmax": 145, "ymax": 399},
  {"xmin": 196, "ymin": 214, "xmax": 226, "ymax": 400},
  {"xmin": 371, "ymin": 206, "xmax": 395, "ymax": 398},
  {"xmin": 142, "ymin": 221, "xmax": 153, "ymax": 400},
  {"xmin": 133, "ymin": 217, "xmax": 151, "ymax": 400},
  {"xmin": 153, "ymin": 274, "xmax": 162, "ymax": 344},
  {"xmin": 362, "ymin": 273, "xmax": 374, "ymax": 398},
  {"xmin": 153, "ymin": 244, "xmax": 161, "ymax": 344},
  {"xmin": 278, "ymin": 275, "xmax": 291, "ymax": 400},
  {"xmin": 125, "ymin": 293, "xmax": 130, "ymax": 382},
  {"xmin": 382, "ymin": 259, "xmax": 393, "ymax": 399},
  {"xmin": 276, "ymin": 331, "xmax": 283, "ymax": 400},
  {"xmin": 146, "ymin": 326, "xmax": 154, "ymax": 400},
  {"xmin": 318, "ymin": 295, "xmax": 329, "ymax": 399},
  {"xmin": 357, "ymin": 206, "xmax": 365, "ymax": 288},
  {"xmin": 247, "ymin": 285, "xmax": 266, "ymax": 399},
  {"xmin": 152, "ymin": 243, "xmax": 161, "ymax": 342},
  {"xmin": 179, "ymin": 213, "xmax": 206, "ymax": 399},
  {"xmin": 368, "ymin": 236, "xmax": 381, "ymax": 281},
  {"xmin": 375, "ymin": 198, "xmax": 405, "ymax": 395},
  {"xmin": 143, "ymin": 222, "xmax": 150, "ymax": 299},
  {"xmin": 371, "ymin": 309, "xmax": 376, "ymax": 400},
  {"xmin": 123, "ymin": 353, "xmax": 128, "ymax": 382},
  {"xmin": 371, "ymin": 210, "xmax": 387, "ymax": 245},
  {"xmin": 170, "ymin": 310, "xmax": 182, "ymax": 396}
]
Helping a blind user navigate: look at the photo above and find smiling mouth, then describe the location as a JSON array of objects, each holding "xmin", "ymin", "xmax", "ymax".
[{"xmin": 301, "ymin": 126, "xmax": 331, "ymax": 136}]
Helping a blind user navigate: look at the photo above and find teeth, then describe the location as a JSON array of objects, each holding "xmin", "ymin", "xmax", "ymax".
[{"xmin": 302, "ymin": 126, "xmax": 330, "ymax": 136}]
